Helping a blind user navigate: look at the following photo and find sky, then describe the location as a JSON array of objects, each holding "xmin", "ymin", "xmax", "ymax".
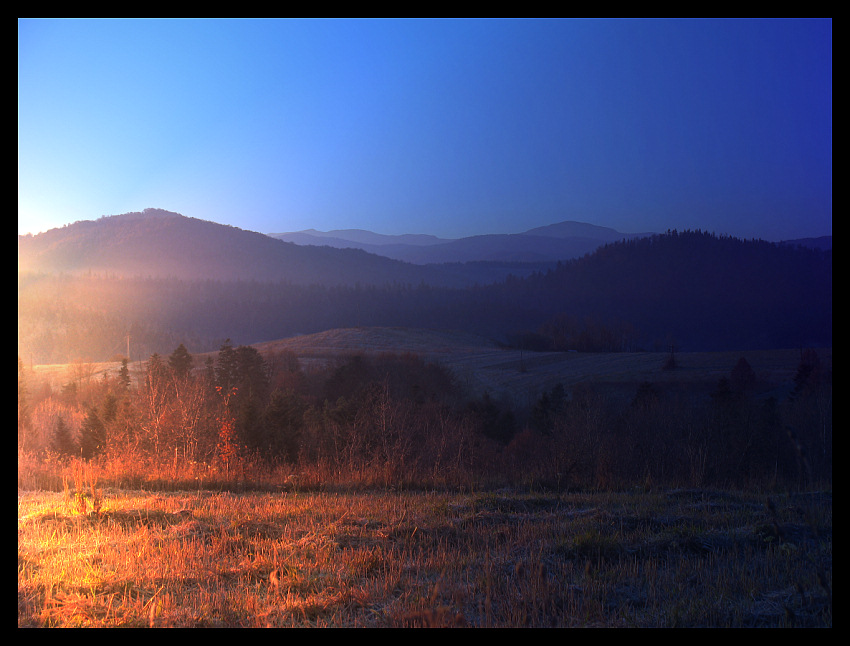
[{"xmin": 18, "ymin": 18, "xmax": 831, "ymax": 241}]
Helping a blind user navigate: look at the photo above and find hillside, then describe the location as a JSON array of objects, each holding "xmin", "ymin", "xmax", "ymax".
[
  {"xmin": 18, "ymin": 217, "xmax": 832, "ymax": 363},
  {"xmin": 250, "ymin": 326, "xmax": 827, "ymax": 405},
  {"xmin": 16, "ymin": 209, "xmax": 473, "ymax": 287},
  {"xmin": 487, "ymin": 230, "xmax": 833, "ymax": 352},
  {"xmin": 270, "ymin": 220, "xmax": 653, "ymax": 264}
]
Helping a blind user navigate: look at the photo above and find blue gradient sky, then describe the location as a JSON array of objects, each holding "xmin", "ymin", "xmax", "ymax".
[{"xmin": 18, "ymin": 18, "xmax": 831, "ymax": 241}]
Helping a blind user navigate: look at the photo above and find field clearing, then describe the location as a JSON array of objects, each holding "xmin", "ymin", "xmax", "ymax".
[
  {"xmin": 256, "ymin": 328, "xmax": 828, "ymax": 405},
  {"xmin": 26, "ymin": 327, "xmax": 829, "ymax": 407},
  {"xmin": 18, "ymin": 487, "xmax": 832, "ymax": 627}
]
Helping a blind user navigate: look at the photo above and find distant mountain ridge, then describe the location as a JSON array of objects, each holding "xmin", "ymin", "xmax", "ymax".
[
  {"xmin": 269, "ymin": 220, "xmax": 657, "ymax": 264},
  {"xmin": 18, "ymin": 210, "xmax": 584, "ymax": 288},
  {"xmin": 270, "ymin": 222, "xmax": 831, "ymax": 264},
  {"xmin": 779, "ymin": 236, "xmax": 832, "ymax": 251},
  {"xmin": 281, "ymin": 228, "xmax": 450, "ymax": 247},
  {"xmin": 18, "ymin": 212, "xmax": 831, "ymax": 362},
  {"xmin": 17, "ymin": 209, "xmax": 471, "ymax": 287},
  {"xmin": 18, "ymin": 209, "xmax": 831, "ymax": 289}
]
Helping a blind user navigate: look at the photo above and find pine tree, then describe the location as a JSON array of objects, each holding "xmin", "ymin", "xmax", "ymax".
[
  {"xmin": 233, "ymin": 345, "xmax": 269, "ymax": 402},
  {"xmin": 168, "ymin": 343, "xmax": 193, "ymax": 380},
  {"xmin": 730, "ymin": 357, "xmax": 757, "ymax": 393},
  {"xmin": 264, "ymin": 389, "xmax": 307, "ymax": 462},
  {"xmin": 79, "ymin": 407, "xmax": 106, "ymax": 459},
  {"xmin": 215, "ymin": 340, "xmax": 236, "ymax": 390},
  {"xmin": 50, "ymin": 415, "xmax": 76, "ymax": 457},
  {"xmin": 118, "ymin": 358, "xmax": 131, "ymax": 389}
]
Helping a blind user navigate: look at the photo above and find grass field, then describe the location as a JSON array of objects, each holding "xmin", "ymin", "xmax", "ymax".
[
  {"xmin": 19, "ymin": 329, "xmax": 831, "ymax": 627},
  {"xmin": 31, "ymin": 326, "xmax": 825, "ymax": 406},
  {"xmin": 18, "ymin": 485, "xmax": 831, "ymax": 627}
]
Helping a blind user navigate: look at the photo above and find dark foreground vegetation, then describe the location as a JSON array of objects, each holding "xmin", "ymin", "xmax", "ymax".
[
  {"xmin": 18, "ymin": 218, "xmax": 832, "ymax": 627},
  {"xmin": 18, "ymin": 341, "xmax": 831, "ymax": 627},
  {"xmin": 19, "ymin": 341, "xmax": 830, "ymax": 492},
  {"xmin": 18, "ymin": 230, "xmax": 832, "ymax": 365}
]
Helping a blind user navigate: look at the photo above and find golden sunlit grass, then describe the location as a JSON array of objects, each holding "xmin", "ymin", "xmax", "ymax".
[{"xmin": 19, "ymin": 486, "xmax": 831, "ymax": 627}]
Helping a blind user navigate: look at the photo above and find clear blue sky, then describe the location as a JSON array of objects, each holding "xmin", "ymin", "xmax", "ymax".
[{"xmin": 18, "ymin": 18, "xmax": 831, "ymax": 241}]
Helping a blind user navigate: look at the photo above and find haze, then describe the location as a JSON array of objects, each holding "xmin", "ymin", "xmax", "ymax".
[{"xmin": 18, "ymin": 18, "xmax": 831, "ymax": 242}]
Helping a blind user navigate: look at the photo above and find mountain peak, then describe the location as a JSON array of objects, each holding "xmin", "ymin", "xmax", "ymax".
[
  {"xmin": 523, "ymin": 220, "xmax": 646, "ymax": 240},
  {"xmin": 99, "ymin": 208, "xmax": 184, "ymax": 223}
]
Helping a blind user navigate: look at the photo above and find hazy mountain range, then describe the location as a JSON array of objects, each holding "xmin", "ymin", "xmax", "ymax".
[
  {"xmin": 17, "ymin": 210, "xmax": 467, "ymax": 287},
  {"xmin": 268, "ymin": 221, "xmax": 658, "ymax": 264},
  {"xmin": 18, "ymin": 209, "xmax": 831, "ymax": 362},
  {"xmin": 19, "ymin": 209, "xmax": 830, "ymax": 286},
  {"xmin": 17, "ymin": 209, "xmax": 660, "ymax": 287}
]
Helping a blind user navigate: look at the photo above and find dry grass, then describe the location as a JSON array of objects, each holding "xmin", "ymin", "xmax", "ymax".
[
  {"xmin": 18, "ymin": 486, "xmax": 831, "ymax": 627},
  {"xmin": 23, "ymin": 327, "xmax": 829, "ymax": 407},
  {"xmin": 254, "ymin": 328, "xmax": 830, "ymax": 405}
]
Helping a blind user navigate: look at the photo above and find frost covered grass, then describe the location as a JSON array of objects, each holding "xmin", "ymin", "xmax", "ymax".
[{"xmin": 18, "ymin": 486, "xmax": 831, "ymax": 627}]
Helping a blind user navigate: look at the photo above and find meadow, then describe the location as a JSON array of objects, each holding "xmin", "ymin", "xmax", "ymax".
[
  {"xmin": 18, "ymin": 330, "xmax": 831, "ymax": 627},
  {"xmin": 18, "ymin": 482, "xmax": 831, "ymax": 627}
]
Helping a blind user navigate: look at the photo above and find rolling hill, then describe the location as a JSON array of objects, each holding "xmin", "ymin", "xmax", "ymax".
[
  {"xmin": 269, "ymin": 220, "xmax": 655, "ymax": 264},
  {"xmin": 18, "ymin": 209, "xmax": 563, "ymax": 288},
  {"xmin": 17, "ymin": 210, "xmax": 832, "ymax": 363},
  {"xmin": 249, "ymin": 326, "xmax": 825, "ymax": 405},
  {"xmin": 16, "ymin": 209, "xmax": 466, "ymax": 287}
]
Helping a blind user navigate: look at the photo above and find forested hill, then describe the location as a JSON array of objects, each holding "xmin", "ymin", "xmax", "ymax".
[
  {"xmin": 16, "ymin": 209, "xmax": 470, "ymax": 287},
  {"xmin": 18, "ymin": 226, "xmax": 831, "ymax": 363},
  {"xmin": 490, "ymin": 230, "xmax": 832, "ymax": 352}
]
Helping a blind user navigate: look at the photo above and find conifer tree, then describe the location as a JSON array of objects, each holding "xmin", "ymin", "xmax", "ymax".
[
  {"xmin": 118, "ymin": 358, "xmax": 131, "ymax": 389},
  {"xmin": 730, "ymin": 356, "xmax": 757, "ymax": 393},
  {"xmin": 50, "ymin": 415, "xmax": 76, "ymax": 457},
  {"xmin": 79, "ymin": 407, "xmax": 106, "ymax": 459},
  {"xmin": 215, "ymin": 339, "xmax": 236, "ymax": 390},
  {"xmin": 168, "ymin": 343, "xmax": 193, "ymax": 380}
]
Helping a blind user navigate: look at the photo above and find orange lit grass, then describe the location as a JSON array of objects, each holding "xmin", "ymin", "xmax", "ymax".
[{"xmin": 19, "ymin": 487, "xmax": 831, "ymax": 627}]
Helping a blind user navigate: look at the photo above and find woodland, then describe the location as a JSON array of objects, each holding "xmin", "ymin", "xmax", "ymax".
[
  {"xmin": 18, "ymin": 230, "xmax": 832, "ymax": 365},
  {"xmin": 17, "ymin": 225, "xmax": 832, "ymax": 628},
  {"xmin": 18, "ymin": 227, "xmax": 832, "ymax": 491},
  {"xmin": 18, "ymin": 339, "xmax": 831, "ymax": 492}
]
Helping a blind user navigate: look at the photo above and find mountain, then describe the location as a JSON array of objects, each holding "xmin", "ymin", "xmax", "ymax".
[
  {"xmin": 17, "ymin": 209, "xmax": 475, "ymax": 287},
  {"xmin": 269, "ymin": 220, "xmax": 653, "ymax": 264},
  {"xmin": 779, "ymin": 235, "xmax": 832, "ymax": 251},
  {"xmin": 522, "ymin": 220, "xmax": 654, "ymax": 241},
  {"xmin": 275, "ymin": 228, "xmax": 450, "ymax": 247},
  {"xmin": 491, "ymin": 230, "xmax": 832, "ymax": 352},
  {"xmin": 17, "ymin": 210, "xmax": 832, "ymax": 362}
]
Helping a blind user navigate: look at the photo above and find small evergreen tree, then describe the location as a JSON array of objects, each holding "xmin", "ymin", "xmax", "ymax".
[
  {"xmin": 101, "ymin": 392, "xmax": 118, "ymax": 424},
  {"xmin": 264, "ymin": 389, "xmax": 307, "ymax": 463},
  {"xmin": 50, "ymin": 415, "xmax": 76, "ymax": 457},
  {"xmin": 204, "ymin": 356, "xmax": 216, "ymax": 384},
  {"xmin": 232, "ymin": 345, "xmax": 269, "ymax": 402},
  {"xmin": 168, "ymin": 343, "xmax": 193, "ymax": 380},
  {"xmin": 215, "ymin": 340, "xmax": 237, "ymax": 390},
  {"xmin": 730, "ymin": 357, "xmax": 757, "ymax": 393},
  {"xmin": 79, "ymin": 407, "xmax": 106, "ymax": 459},
  {"xmin": 118, "ymin": 358, "xmax": 131, "ymax": 389},
  {"xmin": 467, "ymin": 391, "xmax": 516, "ymax": 444}
]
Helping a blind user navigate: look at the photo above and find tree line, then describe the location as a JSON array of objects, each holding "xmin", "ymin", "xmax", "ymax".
[
  {"xmin": 18, "ymin": 230, "xmax": 831, "ymax": 365},
  {"xmin": 18, "ymin": 343, "xmax": 831, "ymax": 491}
]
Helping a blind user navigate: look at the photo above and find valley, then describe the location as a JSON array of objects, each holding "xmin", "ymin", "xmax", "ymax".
[{"xmin": 29, "ymin": 326, "xmax": 825, "ymax": 409}]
